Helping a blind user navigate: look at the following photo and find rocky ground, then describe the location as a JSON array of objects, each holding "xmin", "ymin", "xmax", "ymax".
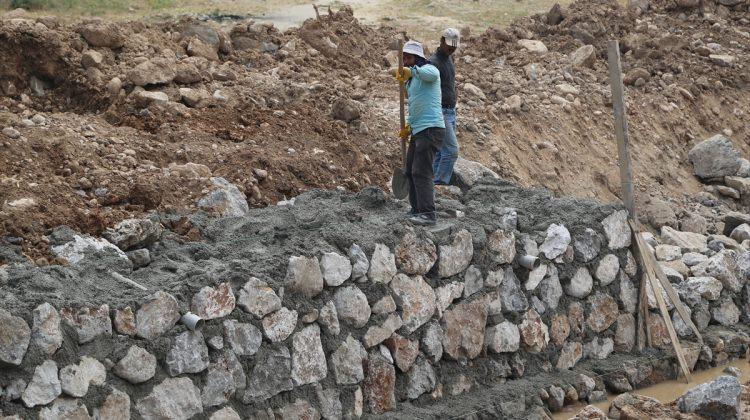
[{"xmin": 0, "ymin": 0, "xmax": 749, "ymax": 261}]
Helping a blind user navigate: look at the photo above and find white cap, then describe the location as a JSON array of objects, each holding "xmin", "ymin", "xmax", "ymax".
[
  {"xmin": 402, "ymin": 40, "xmax": 426, "ymax": 59},
  {"xmin": 443, "ymin": 27, "xmax": 460, "ymax": 47}
]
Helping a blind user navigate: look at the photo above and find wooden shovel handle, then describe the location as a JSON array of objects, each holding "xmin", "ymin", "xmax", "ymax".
[{"xmin": 398, "ymin": 39, "xmax": 406, "ymax": 169}]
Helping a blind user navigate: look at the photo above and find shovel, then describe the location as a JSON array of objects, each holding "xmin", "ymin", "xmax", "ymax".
[{"xmin": 391, "ymin": 39, "xmax": 409, "ymax": 200}]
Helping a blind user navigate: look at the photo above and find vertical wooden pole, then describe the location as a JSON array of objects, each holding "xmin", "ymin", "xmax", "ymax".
[{"xmin": 607, "ymin": 40, "xmax": 636, "ymax": 220}]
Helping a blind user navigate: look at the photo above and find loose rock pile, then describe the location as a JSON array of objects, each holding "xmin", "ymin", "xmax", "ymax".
[{"xmin": 1, "ymin": 179, "xmax": 749, "ymax": 418}]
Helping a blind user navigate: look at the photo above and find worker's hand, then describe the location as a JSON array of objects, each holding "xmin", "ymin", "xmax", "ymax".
[
  {"xmin": 398, "ymin": 124, "xmax": 411, "ymax": 139},
  {"xmin": 391, "ymin": 67, "xmax": 412, "ymax": 82}
]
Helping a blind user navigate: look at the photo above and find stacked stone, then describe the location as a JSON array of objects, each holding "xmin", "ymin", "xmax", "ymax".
[{"xmin": 3, "ymin": 210, "xmax": 750, "ymax": 419}]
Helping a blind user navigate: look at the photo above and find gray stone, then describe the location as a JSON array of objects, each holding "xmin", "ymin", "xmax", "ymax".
[
  {"xmin": 688, "ymin": 134, "xmax": 742, "ymax": 180},
  {"xmin": 22, "ymin": 360, "xmax": 61, "ymax": 407},
  {"xmin": 243, "ymin": 346, "xmax": 293, "ymax": 402},
  {"xmin": 95, "ymin": 388, "xmax": 131, "ymax": 420},
  {"xmin": 165, "ymin": 331, "xmax": 210, "ymax": 376},
  {"xmin": 136, "ymin": 291, "xmax": 180, "ymax": 340},
  {"xmin": 437, "ymin": 229, "xmax": 474, "ymax": 278},
  {"xmin": 499, "ymin": 267, "xmax": 528, "ymax": 312},
  {"xmin": 59, "ymin": 356, "xmax": 106, "ymax": 398},
  {"xmin": 487, "ymin": 230, "xmax": 516, "ymax": 264},
  {"xmin": 114, "ymin": 345, "xmax": 156, "ymax": 384},
  {"xmin": 566, "ymin": 267, "xmax": 593, "ymax": 298},
  {"xmin": 223, "ymin": 320, "xmax": 262, "ymax": 356},
  {"xmin": 395, "ymin": 231, "xmax": 437, "ymax": 275},
  {"xmin": 673, "ymin": 306, "xmax": 694, "ymax": 338},
  {"xmin": 602, "ymin": 210, "xmax": 632, "ymax": 249},
  {"xmin": 712, "ymin": 299, "xmax": 740, "ymax": 326},
  {"xmin": 331, "ymin": 98, "xmax": 361, "ymax": 122},
  {"xmin": 540, "ymin": 224, "xmax": 571, "ymax": 259},
  {"xmin": 683, "ymin": 276, "xmax": 723, "ymax": 302},
  {"xmin": 39, "ymin": 398, "xmax": 92, "ymax": 420},
  {"xmin": 677, "ymin": 375, "xmax": 741, "ymax": 419},
  {"xmin": 334, "ymin": 285, "xmax": 371, "ymax": 328},
  {"xmin": 136, "ymin": 377, "xmax": 202, "ymax": 420},
  {"xmin": 615, "ymin": 313, "xmax": 636, "ymax": 352},
  {"xmin": 368, "ymin": 243, "xmax": 397, "ymax": 283},
  {"xmin": 363, "ymin": 314, "xmax": 403, "ymax": 348},
  {"xmin": 463, "ymin": 265, "xmax": 484, "ymax": 297},
  {"xmin": 484, "ymin": 267, "xmax": 504, "ymax": 287},
  {"xmin": 31, "ymin": 303, "xmax": 61, "ymax": 356},
  {"xmin": 372, "ymin": 295, "xmax": 398, "ymax": 315},
  {"xmin": 595, "ymin": 254, "xmax": 619, "ymax": 286},
  {"xmin": 485, "ymin": 321, "xmax": 520, "ymax": 353},
  {"xmin": 3, "ymin": 378, "xmax": 26, "ymax": 401},
  {"xmin": 540, "ymin": 265, "xmax": 563, "ymax": 310},
  {"xmin": 421, "ymin": 322, "xmax": 444, "ymax": 362},
  {"xmin": 262, "ymin": 307, "xmax": 298, "ymax": 342},
  {"xmin": 331, "ymin": 335, "xmax": 367, "ymax": 385},
  {"xmin": 390, "ymin": 274, "xmax": 436, "ymax": 333},
  {"xmin": 127, "ymin": 249, "xmax": 151, "ymax": 268},
  {"xmin": 655, "ymin": 244, "xmax": 682, "ymax": 261},
  {"xmin": 103, "ymin": 218, "xmax": 162, "ymax": 251},
  {"xmin": 196, "ymin": 177, "xmax": 249, "ymax": 217},
  {"xmin": 548, "ymin": 385, "xmax": 565, "ymax": 412},
  {"xmin": 406, "ymin": 358, "xmax": 437, "ymax": 399},
  {"xmin": 586, "ymin": 293, "xmax": 618, "ymax": 333},
  {"xmin": 349, "ymin": 243, "xmax": 369, "ymax": 280},
  {"xmin": 191, "ymin": 282, "xmax": 235, "ymax": 320},
  {"xmin": 275, "ymin": 399, "xmax": 321, "ymax": 419},
  {"xmin": 315, "ymin": 385, "xmax": 343, "ymax": 420},
  {"xmin": 452, "ymin": 157, "xmax": 500, "ymax": 187},
  {"xmin": 583, "ymin": 337, "xmax": 614, "ymax": 360},
  {"xmin": 285, "ymin": 255, "xmax": 325, "ymax": 298},
  {"xmin": 319, "ymin": 300, "xmax": 340, "ymax": 336},
  {"xmin": 619, "ymin": 276, "xmax": 638, "ymax": 314},
  {"xmin": 573, "ymin": 228, "xmax": 601, "ymax": 262},
  {"xmin": 556, "ymin": 341, "xmax": 583, "ymax": 370},
  {"xmin": 320, "ymin": 252, "xmax": 352, "ymax": 286},
  {"xmin": 60, "ymin": 304, "xmax": 112, "ymax": 344},
  {"xmin": 683, "ymin": 252, "xmax": 708, "ymax": 266},
  {"xmin": 292, "ymin": 324, "xmax": 327, "ymax": 386},
  {"xmin": 237, "ymin": 278, "xmax": 281, "ymax": 318},
  {"xmin": 201, "ymin": 358, "xmax": 236, "ymax": 408},
  {"xmin": 210, "ymin": 407, "xmax": 241, "ymax": 420},
  {"xmin": 661, "ymin": 227, "xmax": 707, "ymax": 252},
  {"xmin": 730, "ymin": 223, "xmax": 750, "ymax": 243},
  {"xmin": 604, "ymin": 373, "xmax": 633, "ymax": 393},
  {"xmin": 692, "ymin": 251, "xmax": 744, "ymax": 293}
]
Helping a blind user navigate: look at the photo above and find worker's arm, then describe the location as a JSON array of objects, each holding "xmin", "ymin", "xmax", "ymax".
[{"xmin": 412, "ymin": 64, "xmax": 439, "ymax": 83}]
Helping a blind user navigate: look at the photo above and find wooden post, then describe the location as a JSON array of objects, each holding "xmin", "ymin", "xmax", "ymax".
[{"xmin": 608, "ymin": 40, "xmax": 636, "ymax": 220}]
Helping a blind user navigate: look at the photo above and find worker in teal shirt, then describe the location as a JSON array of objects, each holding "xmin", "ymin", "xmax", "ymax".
[{"xmin": 394, "ymin": 40, "xmax": 445, "ymax": 226}]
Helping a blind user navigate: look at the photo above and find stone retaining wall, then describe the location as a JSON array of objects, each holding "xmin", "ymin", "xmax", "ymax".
[{"xmin": 1, "ymin": 184, "xmax": 749, "ymax": 419}]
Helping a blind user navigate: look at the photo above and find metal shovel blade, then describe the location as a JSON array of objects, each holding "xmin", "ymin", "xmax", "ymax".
[{"xmin": 392, "ymin": 167, "xmax": 408, "ymax": 199}]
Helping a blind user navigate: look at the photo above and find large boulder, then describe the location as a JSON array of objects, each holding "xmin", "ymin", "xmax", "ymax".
[
  {"xmin": 197, "ymin": 177, "xmax": 249, "ymax": 218},
  {"xmin": 452, "ymin": 158, "xmax": 499, "ymax": 189},
  {"xmin": 677, "ymin": 375, "xmax": 741, "ymax": 419},
  {"xmin": 688, "ymin": 135, "xmax": 741, "ymax": 180},
  {"xmin": 127, "ymin": 58, "xmax": 176, "ymax": 86}
]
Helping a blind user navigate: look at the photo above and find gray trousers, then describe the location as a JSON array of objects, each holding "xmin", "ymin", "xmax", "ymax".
[{"xmin": 406, "ymin": 127, "xmax": 445, "ymax": 218}]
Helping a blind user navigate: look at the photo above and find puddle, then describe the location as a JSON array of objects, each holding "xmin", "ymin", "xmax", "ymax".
[{"xmin": 553, "ymin": 358, "xmax": 750, "ymax": 419}]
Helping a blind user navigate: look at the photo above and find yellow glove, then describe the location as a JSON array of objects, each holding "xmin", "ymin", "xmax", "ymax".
[
  {"xmin": 398, "ymin": 124, "xmax": 411, "ymax": 139},
  {"xmin": 394, "ymin": 67, "xmax": 412, "ymax": 82}
]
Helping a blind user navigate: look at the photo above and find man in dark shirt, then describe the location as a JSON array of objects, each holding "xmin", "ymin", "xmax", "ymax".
[{"xmin": 430, "ymin": 28, "xmax": 460, "ymax": 185}]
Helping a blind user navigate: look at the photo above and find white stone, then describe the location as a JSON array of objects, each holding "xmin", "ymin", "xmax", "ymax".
[
  {"xmin": 602, "ymin": 210, "xmax": 632, "ymax": 250},
  {"xmin": 437, "ymin": 229, "xmax": 474, "ymax": 278},
  {"xmin": 114, "ymin": 345, "xmax": 156, "ymax": 384},
  {"xmin": 136, "ymin": 377, "xmax": 202, "ymax": 420},
  {"xmin": 390, "ymin": 274, "xmax": 437, "ymax": 333},
  {"xmin": 59, "ymin": 356, "xmax": 106, "ymax": 397},
  {"xmin": 485, "ymin": 321, "xmax": 520, "ymax": 353},
  {"xmin": 291, "ymin": 324, "xmax": 327, "ymax": 386},
  {"xmin": 368, "ymin": 243, "xmax": 397, "ymax": 283},
  {"xmin": 334, "ymin": 285, "xmax": 371, "ymax": 328},
  {"xmin": 165, "ymin": 331, "xmax": 210, "ymax": 376},
  {"xmin": 31, "ymin": 303, "xmax": 62, "ymax": 356},
  {"xmin": 320, "ymin": 252, "xmax": 352, "ymax": 286},
  {"xmin": 540, "ymin": 224, "xmax": 571, "ymax": 259},
  {"xmin": 237, "ymin": 278, "xmax": 281, "ymax": 318},
  {"xmin": 262, "ymin": 307, "xmax": 298, "ymax": 342},
  {"xmin": 566, "ymin": 267, "xmax": 593, "ymax": 298},
  {"xmin": 136, "ymin": 291, "xmax": 180, "ymax": 340},
  {"xmin": 595, "ymin": 254, "xmax": 620, "ymax": 286},
  {"xmin": 22, "ymin": 360, "xmax": 61, "ymax": 407},
  {"xmin": 655, "ymin": 245, "xmax": 682, "ymax": 261}
]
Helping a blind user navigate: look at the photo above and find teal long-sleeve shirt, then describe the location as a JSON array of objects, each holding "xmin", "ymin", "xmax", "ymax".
[{"xmin": 406, "ymin": 64, "xmax": 445, "ymax": 135}]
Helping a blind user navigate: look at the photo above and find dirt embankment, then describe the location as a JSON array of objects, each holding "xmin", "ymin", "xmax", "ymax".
[{"xmin": 0, "ymin": 0, "xmax": 749, "ymax": 260}]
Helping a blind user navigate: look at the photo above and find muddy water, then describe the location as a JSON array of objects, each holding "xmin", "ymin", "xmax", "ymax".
[{"xmin": 553, "ymin": 358, "xmax": 750, "ymax": 419}]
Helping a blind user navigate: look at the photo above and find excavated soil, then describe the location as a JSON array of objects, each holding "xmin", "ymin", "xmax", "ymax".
[{"xmin": 0, "ymin": 0, "xmax": 749, "ymax": 262}]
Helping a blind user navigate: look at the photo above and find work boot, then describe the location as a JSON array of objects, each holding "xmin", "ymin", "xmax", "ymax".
[{"xmin": 408, "ymin": 214, "xmax": 436, "ymax": 226}]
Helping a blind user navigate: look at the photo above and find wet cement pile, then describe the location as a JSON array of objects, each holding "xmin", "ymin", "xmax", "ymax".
[{"xmin": 0, "ymin": 178, "xmax": 749, "ymax": 419}]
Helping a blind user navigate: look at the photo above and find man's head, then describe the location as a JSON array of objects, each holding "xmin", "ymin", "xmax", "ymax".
[
  {"xmin": 402, "ymin": 40, "xmax": 425, "ymax": 67},
  {"xmin": 440, "ymin": 27, "xmax": 460, "ymax": 55}
]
